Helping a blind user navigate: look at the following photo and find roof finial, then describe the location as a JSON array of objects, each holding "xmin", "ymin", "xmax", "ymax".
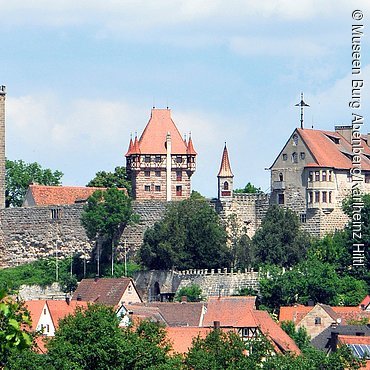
[
  {"xmin": 152, "ymin": 97, "xmax": 155, "ymax": 109},
  {"xmin": 295, "ymin": 92, "xmax": 310, "ymax": 129},
  {"xmin": 135, "ymin": 131, "xmax": 137, "ymax": 138}
]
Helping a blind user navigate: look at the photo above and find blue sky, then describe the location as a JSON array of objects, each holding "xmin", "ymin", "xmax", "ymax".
[{"xmin": 2, "ymin": 1, "xmax": 369, "ymax": 197}]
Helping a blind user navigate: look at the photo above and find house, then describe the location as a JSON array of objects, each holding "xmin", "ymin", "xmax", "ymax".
[
  {"xmin": 270, "ymin": 125, "xmax": 370, "ymax": 236},
  {"xmin": 72, "ymin": 277, "xmax": 142, "ymax": 306},
  {"xmin": 25, "ymin": 299, "xmax": 88, "ymax": 337},
  {"xmin": 125, "ymin": 108, "xmax": 196, "ymax": 201},
  {"xmin": 360, "ymin": 296, "xmax": 370, "ymax": 311},
  {"xmin": 203, "ymin": 296, "xmax": 300, "ymax": 355},
  {"xmin": 280, "ymin": 303, "xmax": 370, "ymax": 339}
]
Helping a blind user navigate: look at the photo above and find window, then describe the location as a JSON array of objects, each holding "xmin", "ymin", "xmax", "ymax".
[
  {"xmin": 155, "ymin": 155, "xmax": 161, "ymax": 163},
  {"xmin": 144, "ymin": 170, "xmax": 150, "ymax": 177},
  {"xmin": 315, "ymin": 317, "xmax": 322, "ymax": 325},
  {"xmin": 322, "ymin": 171, "xmax": 327, "ymax": 182},
  {"xmin": 46, "ymin": 324, "xmax": 50, "ymax": 333},
  {"xmin": 282, "ymin": 153, "xmax": 288, "ymax": 161},
  {"xmin": 224, "ymin": 181, "xmax": 229, "ymax": 190},
  {"xmin": 155, "ymin": 170, "xmax": 161, "ymax": 177},
  {"xmin": 43, "ymin": 308, "xmax": 47, "ymax": 315},
  {"xmin": 315, "ymin": 191, "xmax": 320, "ymax": 203},
  {"xmin": 329, "ymin": 192, "xmax": 332, "ymax": 203},
  {"xmin": 308, "ymin": 192, "xmax": 313, "ymax": 203},
  {"xmin": 176, "ymin": 171, "xmax": 182, "ymax": 181},
  {"xmin": 278, "ymin": 193, "xmax": 284, "ymax": 205},
  {"xmin": 50, "ymin": 209, "xmax": 61, "ymax": 220},
  {"xmin": 322, "ymin": 191, "xmax": 327, "ymax": 203},
  {"xmin": 347, "ymin": 173, "xmax": 352, "ymax": 182},
  {"xmin": 176, "ymin": 185, "xmax": 182, "ymax": 196},
  {"xmin": 328, "ymin": 171, "xmax": 333, "ymax": 182},
  {"xmin": 300, "ymin": 214, "xmax": 307, "ymax": 223},
  {"xmin": 315, "ymin": 171, "xmax": 320, "ymax": 181},
  {"xmin": 309, "ymin": 172, "xmax": 313, "ymax": 182},
  {"xmin": 155, "ymin": 185, "xmax": 161, "ymax": 192},
  {"xmin": 144, "ymin": 185, "xmax": 150, "ymax": 192},
  {"xmin": 144, "ymin": 156, "xmax": 151, "ymax": 163},
  {"xmin": 365, "ymin": 174, "xmax": 370, "ymax": 183},
  {"xmin": 176, "ymin": 156, "xmax": 182, "ymax": 164},
  {"xmin": 279, "ymin": 173, "xmax": 284, "ymax": 181},
  {"xmin": 292, "ymin": 133, "xmax": 299, "ymax": 146},
  {"xmin": 291, "ymin": 152, "xmax": 298, "ymax": 163},
  {"xmin": 300, "ymin": 152, "xmax": 305, "ymax": 160}
]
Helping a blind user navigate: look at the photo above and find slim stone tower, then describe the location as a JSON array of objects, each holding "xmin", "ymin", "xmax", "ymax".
[
  {"xmin": 0, "ymin": 86, "xmax": 5, "ymax": 208},
  {"xmin": 218, "ymin": 143, "xmax": 234, "ymax": 201}
]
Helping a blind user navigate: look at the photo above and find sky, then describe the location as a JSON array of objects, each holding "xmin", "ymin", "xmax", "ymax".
[{"xmin": 1, "ymin": 1, "xmax": 370, "ymax": 197}]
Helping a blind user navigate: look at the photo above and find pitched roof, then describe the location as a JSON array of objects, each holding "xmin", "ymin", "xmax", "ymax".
[
  {"xmin": 25, "ymin": 300, "xmax": 47, "ymax": 329},
  {"xmin": 218, "ymin": 144, "xmax": 233, "ymax": 177},
  {"xmin": 24, "ymin": 185, "xmax": 106, "ymax": 206},
  {"xmin": 123, "ymin": 304, "xmax": 167, "ymax": 325},
  {"xmin": 360, "ymin": 296, "xmax": 370, "ymax": 309},
  {"xmin": 125, "ymin": 137, "xmax": 134, "ymax": 156},
  {"xmin": 254, "ymin": 310, "xmax": 301, "ymax": 355},
  {"xmin": 147, "ymin": 302, "xmax": 205, "ymax": 327},
  {"xmin": 166, "ymin": 327, "xmax": 215, "ymax": 353},
  {"xmin": 203, "ymin": 296, "xmax": 256, "ymax": 327},
  {"xmin": 297, "ymin": 128, "xmax": 370, "ymax": 170},
  {"xmin": 279, "ymin": 305, "xmax": 313, "ymax": 325},
  {"xmin": 339, "ymin": 334, "xmax": 370, "ymax": 345},
  {"xmin": 186, "ymin": 137, "xmax": 197, "ymax": 155},
  {"xmin": 72, "ymin": 278, "xmax": 141, "ymax": 306},
  {"xmin": 46, "ymin": 300, "xmax": 88, "ymax": 330},
  {"xmin": 137, "ymin": 109, "xmax": 189, "ymax": 154}
]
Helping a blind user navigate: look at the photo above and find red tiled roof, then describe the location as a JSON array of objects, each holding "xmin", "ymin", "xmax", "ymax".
[
  {"xmin": 124, "ymin": 304, "xmax": 167, "ymax": 325},
  {"xmin": 166, "ymin": 327, "xmax": 215, "ymax": 354},
  {"xmin": 137, "ymin": 109, "xmax": 189, "ymax": 154},
  {"xmin": 218, "ymin": 144, "xmax": 233, "ymax": 177},
  {"xmin": 131, "ymin": 136, "xmax": 141, "ymax": 155},
  {"xmin": 332, "ymin": 307, "xmax": 370, "ymax": 324},
  {"xmin": 72, "ymin": 278, "xmax": 141, "ymax": 306},
  {"xmin": 25, "ymin": 300, "xmax": 47, "ymax": 330},
  {"xmin": 339, "ymin": 335, "xmax": 370, "ymax": 345},
  {"xmin": 254, "ymin": 310, "xmax": 300, "ymax": 355},
  {"xmin": 186, "ymin": 137, "xmax": 197, "ymax": 155},
  {"xmin": 360, "ymin": 296, "xmax": 370, "ymax": 309},
  {"xmin": 25, "ymin": 185, "xmax": 107, "ymax": 206},
  {"xmin": 297, "ymin": 128, "xmax": 370, "ymax": 170},
  {"xmin": 125, "ymin": 138, "xmax": 134, "ymax": 156},
  {"xmin": 279, "ymin": 305, "xmax": 314, "ymax": 324},
  {"xmin": 46, "ymin": 300, "xmax": 88, "ymax": 330},
  {"xmin": 203, "ymin": 296, "xmax": 256, "ymax": 327}
]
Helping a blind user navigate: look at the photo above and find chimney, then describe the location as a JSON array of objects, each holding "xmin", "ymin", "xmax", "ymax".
[
  {"xmin": 331, "ymin": 332, "xmax": 339, "ymax": 352},
  {"xmin": 0, "ymin": 86, "xmax": 5, "ymax": 209},
  {"xmin": 166, "ymin": 132, "xmax": 172, "ymax": 201},
  {"xmin": 214, "ymin": 321, "xmax": 220, "ymax": 329},
  {"xmin": 181, "ymin": 296, "xmax": 187, "ymax": 303},
  {"xmin": 76, "ymin": 294, "xmax": 82, "ymax": 301},
  {"xmin": 335, "ymin": 125, "xmax": 352, "ymax": 143},
  {"xmin": 65, "ymin": 296, "xmax": 70, "ymax": 305}
]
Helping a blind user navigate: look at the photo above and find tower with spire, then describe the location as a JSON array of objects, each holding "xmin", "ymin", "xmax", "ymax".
[
  {"xmin": 217, "ymin": 143, "xmax": 233, "ymax": 201},
  {"xmin": 125, "ymin": 108, "xmax": 196, "ymax": 201}
]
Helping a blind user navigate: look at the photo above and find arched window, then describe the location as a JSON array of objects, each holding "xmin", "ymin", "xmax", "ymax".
[{"xmin": 224, "ymin": 181, "xmax": 229, "ymax": 190}]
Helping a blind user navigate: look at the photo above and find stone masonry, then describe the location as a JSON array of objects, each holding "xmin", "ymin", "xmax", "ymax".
[{"xmin": 0, "ymin": 86, "xmax": 5, "ymax": 209}]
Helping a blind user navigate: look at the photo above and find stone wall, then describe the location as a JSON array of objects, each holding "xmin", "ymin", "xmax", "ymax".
[
  {"xmin": 133, "ymin": 268, "xmax": 260, "ymax": 301},
  {"xmin": 18, "ymin": 282, "xmax": 65, "ymax": 301}
]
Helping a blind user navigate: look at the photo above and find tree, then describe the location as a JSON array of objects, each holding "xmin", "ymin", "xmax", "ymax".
[
  {"xmin": 0, "ymin": 290, "xmax": 33, "ymax": 367},
  {"xmin": 252, "ymin": 206, "xmax": 311, "ymax": 267},
  {"xmin": 139, "ymin": 196, "xmax": 231, "ymax": 270},
  {"xmin": 234, "ymin": 182, "xmax": 262, "ymax": 194},
  {"xmin": 175, "ymin": 284, "xmax": 203, "ymax": 302},
  {"xmin": 5, "ymin": 159, "xmax": 63, "ymax": 207},
  {"xmin": 81, "ymin": 188, "xmax": 138, "ymax": 276},
  {"xmin": 87, "ymin": 166, "xmax": 131, "ymax": 195},
  {"xmin": 280, "ymin": 320, "xmax": 311, "ymax": 351}
]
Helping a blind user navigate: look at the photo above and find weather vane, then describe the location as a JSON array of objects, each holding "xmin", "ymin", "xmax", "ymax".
[{"xmin": 295, "ymin": 92, "xmax": 310, "ymax": 129}]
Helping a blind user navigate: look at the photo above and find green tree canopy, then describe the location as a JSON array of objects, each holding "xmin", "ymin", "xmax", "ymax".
[
  {"xmin": 87, "ymin": 166, "xmax": 131, "ymax": 195},
  {"xmin": 5, "ymin": 159, "xmax": 63, "ymax": 207},
  {"xmin": 81, "ymin": 188, "xmax": 138, "ymax": 275},
  {"xmin": 252, "ymin": 206, "xmax": 311, "ymax": 267},
  {"xmin": 234, "ymin": 182, "xmax": 262, "ymax": 194},
  {"xmin": 0, "ymin": 290, "xmax": 33, "ymax": 367},
  {"xmin": 175, "ymin": 284, "xmax": 203, "ymax": 302},
  {"xmin": 139, "ymin": 196, "xmax": 231, "ymax": 270}
]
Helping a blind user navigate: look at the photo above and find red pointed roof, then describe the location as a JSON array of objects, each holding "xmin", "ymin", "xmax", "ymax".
[
  {"xmin": 131, "ymin": 136, "xmax": 141, "ymax": 155},
  {"xmin": 187, "ymin": 137, "xmax": 197, "ymax": 155},
  {"xmin": 218, "ymin": 144, "xmax": 233, "ymax": 177},
  {"xmin": 125, "ymin": 137, "xmax": 134, "ymax": 157},
  {"xmin": 137, "ymin": 109, "xmax": 189, "ymax": 154}
]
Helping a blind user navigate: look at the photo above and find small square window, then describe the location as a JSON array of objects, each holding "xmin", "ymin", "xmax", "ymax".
[
  {"xmin": 176, "ymin": 185, "xmax": 182, "ymax": 196},
  {"xmin": 144, "ymin": 170, "xmax": 150, "ymax": 177},
  {"xmin": 144, "ymin": 156, "xmax": 151, "ymax": 163},
  {"xmin": 315, "ymin": 317, "xmax": 321, "ymax": 325},
  {"xmin": 155, "ymin": 185, "xmax": 161, "ymax": 192},
  {"xmin": 155, "ymin": 171, "xmax": 161, "ymax": 177},
  {"xmin": 300, "ymin": 152, "xmax": 305, "ymax": 160},
  {"xmin": 291, "ymin": 152, "xmax": 298, "ymax": 163},
  {"xmin": 282, "ymin": 154, "xmax": 288, "ymax": 161},
  {"xmin": 300, "ymin": 214, "xmax": 307, "ymax": 223},
  {"xmin": 144, "ymin": 185, "xmax": 150, "ymax": 192}
]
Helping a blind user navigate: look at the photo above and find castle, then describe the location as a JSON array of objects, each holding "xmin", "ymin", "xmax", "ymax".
[{"xmin": 0, "ymin": 87, "xmax": 369, "ymax": 268}]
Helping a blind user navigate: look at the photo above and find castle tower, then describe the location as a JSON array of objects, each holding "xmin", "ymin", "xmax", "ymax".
[
  {"xmin": 0, "ymin": 86, "xmax": 5, "ymax": 208},
  {"xmin": 218, "ymin": 144, "xmax": 233, "ymax": 201},
  {"xmin": 125, "ymin": 108, "xmax": 196, "ymax": 201}
]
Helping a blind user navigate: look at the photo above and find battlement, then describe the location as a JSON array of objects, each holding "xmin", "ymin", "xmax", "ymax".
[{"xmin": 0, "ymin": 86, "xmax": 5, "ymax": 95}]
